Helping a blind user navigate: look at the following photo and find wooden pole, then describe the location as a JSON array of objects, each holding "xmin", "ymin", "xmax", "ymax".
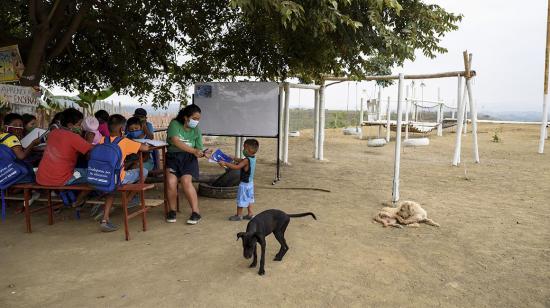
[
  {"xmin": 437, "ymin": 87, "xmax": 443, "ymax": 136},
  {"xmin": 323, "ymin": 70, "xmax": 477, "ymax": 81},
  {"xmin": 318, "ymin": 84, "xmax": 326, "ymax": 160},
  {"xmin": 377, "ymin": 89, "xmax": 382, "ymax": 137},
  {"xmin": 278, "ymin": 85, "xmax": 284, "ymax": 161},
  {"xmin": 539, "ymin": 0, "xmax": 550, "ymax": 153},
  {"xmin": 283, "ymin": 83, "xmax": 290, "ymax": 164},
  {"xmin": 453, "ymin": 75, "xmax": 465, "ymax": 166},
  {"xmin": 359, "ymin": 97, "xmax": 364, "ymax": 140},
  {"xmin": 386, "ymin": 96, "xmax": 391, "ymax": 142},
  {"xmin": 405, "ymin": 86, "xmax": 410, "ymax": 140},
  {"xmin": 314, "ymin": 89, "xmax": 320, "ymax": 157},
  {"xmin": 466, "ymin": 53, "xmax": 480, "ymax": 163},
  {"xmin": 392, "ymin": 74, "xmax": 405, "ymax": 204}
]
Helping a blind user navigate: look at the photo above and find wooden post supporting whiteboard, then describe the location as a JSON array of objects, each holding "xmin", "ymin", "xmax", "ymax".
[
  {"xmin": 313, "ymin": 89, "xmax": 320, "ymax": 158},
  {"xmin": 539, "ymin": 0, "xmax": 550, "ymax": 154},
  {"xmin": 318, "ymin": 85, "xmax": 326, "ymax": 160},
  {"xmin": 283, "ymin": 83, "xmax": 290, "ymax": 164},
  {"xmin": 386, "ymin": 96, "xmax": 391, "ymax": 142},
  {"xmin": 392, "ymin": 74, "xmax": 405, "ymax": 204},
  {"xmin": 278, "ymin": 85, "xmax": 284, "ymax": 161}
]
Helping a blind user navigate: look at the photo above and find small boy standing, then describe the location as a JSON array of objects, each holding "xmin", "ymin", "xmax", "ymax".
[{"xmin": 219, "ymin": 139, "xmax": 259, "ymax": 221}]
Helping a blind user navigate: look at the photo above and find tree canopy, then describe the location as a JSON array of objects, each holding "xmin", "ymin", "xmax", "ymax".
[{"xmin": 0, "ymin": 0, "xmax": 461, "ymax": 108}]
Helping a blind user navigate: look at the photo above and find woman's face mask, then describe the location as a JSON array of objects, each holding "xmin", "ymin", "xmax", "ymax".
[{"xmin": 188, "ymin": 118, "xmax": 199, "ymax": 128}]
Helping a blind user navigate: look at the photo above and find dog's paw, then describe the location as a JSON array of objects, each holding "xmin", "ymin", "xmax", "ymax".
[
  {"xmin": 273, "ymin": 256, "xmax": 283, "ymax": 261},
  {"xmin": 249, "ymin": 262, "xmax": 257, "ymax": 268},
  {"xmin": 258, "ymin": 269, "xmax": 265, "ymax": 276}
]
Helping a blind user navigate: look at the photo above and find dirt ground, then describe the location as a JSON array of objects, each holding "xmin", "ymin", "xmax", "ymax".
[{"xmin": 1, "ymin": 123, "xmax": 549, "ymax": 307}]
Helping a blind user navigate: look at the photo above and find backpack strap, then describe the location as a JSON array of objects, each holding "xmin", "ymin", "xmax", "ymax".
[
  {"xmin": 0, "ymin": 133, "xmax": 14, "ymax": 144},
  {"xmin": 112, "ymin": 136, "xmax": 124, "ymax": 145}
]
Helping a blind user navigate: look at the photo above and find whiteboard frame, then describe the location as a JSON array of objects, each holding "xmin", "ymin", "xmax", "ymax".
[
  {"xmin": 192, "ymin": 82, "xmax": 280, "ymax": 138},
  {"xmin": 191, "ymin": 81, "xmax": 281, "ymax": 183}
]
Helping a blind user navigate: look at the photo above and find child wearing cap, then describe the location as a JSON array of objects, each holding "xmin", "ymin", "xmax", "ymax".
[{"xmin": 82, "ymin": 116, "xmax": 102, "ymax": 145}]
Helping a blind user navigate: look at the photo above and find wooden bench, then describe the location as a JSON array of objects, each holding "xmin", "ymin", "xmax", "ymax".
[{"xmin": 12, "ymin": 183, "xmax": 156, "ymax": 241}]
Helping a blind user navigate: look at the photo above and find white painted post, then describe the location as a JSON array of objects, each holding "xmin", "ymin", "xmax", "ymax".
[
  {"xmin": 318, "ymin": 85, "xmax": 326, "ymax": 160},
  {"xmin": 453, "ymin": 76, "xmax": 465, "ymax": 166},
  {"xmin": 359, "ymin": 97, "xmax": 364, "ymax": 140},
  {"xmin": 463, "ymin": 98, "xmax": 468, "ymax": 134},
  {"xmin": 377, "ymin": 89, "xmax": 382, "ymax": 137},
  {"xmin": 539, "ymin": 0, "xmax": 550, "ymax": 153},
  {"xmin": 118, "ymin": 101, "xmax": 122, "ymax": 113},
  {"xmin": 313, "ymin": 89, "xmax": 320, "ymax": 158},
  {"xmin": 437, "ymin": 88, "xmax": 443, "ymax": 136},
  {"xmin": 405, "ymin": 86, "xmax": 410, "ymax": 140},
  {"xmin": 386, "ymin": 96, "xmax": 391, "ymax": 142},
  {"xmin": 283, "ymin": 83, "xmax": 290, "ymax": 164},
  {"xmin": 437, "ymin": 104, "xmax": 443, "ymax": 136},
  {"xmin": 466, "ymin": 79, "xmax": 480, "ymax": 163},
  {"xmin": 392, "ymin": 74, "xmax": 405, "ymax": 204},
  {"xmin": 278, "ymin": 85, "xmax": 284, "ymax": 161}
]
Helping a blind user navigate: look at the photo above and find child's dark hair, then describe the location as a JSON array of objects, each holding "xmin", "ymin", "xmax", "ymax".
[
  {"xmin": 49, "ymin": 112, "xmax": 64, "ymax": 127},
  {"xmin": 126, "ymin": 116, "xmax": 141, "ymax": 129},
  {"xmin": 94, "ymin": 109, "xmax": 109, "ymax": 123},
  {"xmin": 108, "ymin": 114, "xmax": 127, "ymax": 133},
  {"xmin": 3, "ymin": 113, "xmax": 23, "ymax": 126},
  {"xmin": 22, "ymin": 114, "xmax": 36, "ymax": 126},
  {"xmin": 244, "ymin": 139, "xmax": 259, "ymax": 152},
  {"xmin": 175, "ymin": 104, "xmax": 201, "ymax": 125},
  {"xmin": 61, "ymin": 108, "xmax": 84, "ymax": 126}
]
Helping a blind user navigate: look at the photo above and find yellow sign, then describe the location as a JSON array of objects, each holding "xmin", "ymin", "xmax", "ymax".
[{"xmin": 0, "ymin": 45, "xmax": 25, "ymax": 83}]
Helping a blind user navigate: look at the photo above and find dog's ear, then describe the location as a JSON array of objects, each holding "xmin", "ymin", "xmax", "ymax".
[
  {"xmin": 253, "ymin": 232, "xmax": 266, "ymax": 246},
  {"xmin": 236, "ymin": 232, "xmax": 246, "ymax": 241}
]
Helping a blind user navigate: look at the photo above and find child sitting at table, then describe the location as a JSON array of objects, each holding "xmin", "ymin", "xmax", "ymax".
[
  {"xmin": 1, "ymin": 113, "xmax": 41, "ymax": 161},
  {"xmin": 97, "ymin": 114, "xmax": 150, "ymax": 232},
  {"xmin": 125, "ymin": 116, "xmax": 154, "ymax": 172},
  {"xmin": 218, "ymin": 139, "xmax": 259, "ymax": 221},
  {"xmin": 81, "ymin": 116, "xmax": 102, "ymax": 145}
]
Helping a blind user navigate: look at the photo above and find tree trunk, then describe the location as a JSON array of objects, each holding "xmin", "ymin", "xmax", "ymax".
[{"xmin": 19, "ymin": 25, "xmax": 50, "ymax": 87}]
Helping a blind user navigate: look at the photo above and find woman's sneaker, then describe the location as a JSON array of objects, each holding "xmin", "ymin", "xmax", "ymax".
[
  {"xmin": 166, "ymin": 210, "xmax": 177, "ymax": 223},
  {"xmin": 187, "ymin": 212, "xmax": 201, "ymax": 225}
]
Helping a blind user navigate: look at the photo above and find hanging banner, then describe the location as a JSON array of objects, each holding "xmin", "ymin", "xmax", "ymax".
[
  {"xmin": 0, "ymin": 84, "xmax": 39, "ymax": 114},
  {"xmin": 0, "ymin": 45, "xmax": 25, "ymax": 83}
]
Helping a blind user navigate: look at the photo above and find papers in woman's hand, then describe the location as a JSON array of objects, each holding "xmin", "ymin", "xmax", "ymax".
[{"xmin": 133, "ymin": 139, "xmax": 168, "ymax": 147}]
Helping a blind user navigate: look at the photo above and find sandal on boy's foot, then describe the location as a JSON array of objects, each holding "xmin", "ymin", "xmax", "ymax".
[
  {"xmin": 228, "ymin": 215, "xmax": 243, "ymax": 221},
  {"xmin": 127, "ymin": 195, "xmax": 140, "ymax": 210},
  {"xmin": 243, "ymin": 215, "xmax": 254, "ymax": 220},
  {"xmin": 186, "ymin": 212, "xmax": 201, "ymax": 225},
  {"xmin": 100, "ymin": 220, "xmax": 119, "ymax": 232}
]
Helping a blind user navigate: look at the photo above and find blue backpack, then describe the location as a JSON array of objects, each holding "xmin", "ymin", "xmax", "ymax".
[
  {"xmin": 87, "ymin": 137, "xmax": 124, "ymax": 192},
  {"xmin": 0, "ymin": 134, "xmax": 29, "ymax": 220}
]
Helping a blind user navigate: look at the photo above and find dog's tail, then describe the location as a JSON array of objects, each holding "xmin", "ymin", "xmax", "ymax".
[
  {"xmin": 288, "ymin": 212, "xmax": 317, "ymax": 220},
  {"xmin": 423, "ymin": 218, "xmax": 440, "ymax": 227}
]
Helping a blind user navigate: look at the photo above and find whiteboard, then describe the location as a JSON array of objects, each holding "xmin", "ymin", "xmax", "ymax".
[{"xmin": 193, "ymin": 82, "xmax": 280, "ymax": 137}]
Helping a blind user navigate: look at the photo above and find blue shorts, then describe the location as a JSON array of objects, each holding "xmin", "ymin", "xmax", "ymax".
[
  {"xmin": 122, "ymin": 168, "xmax": 148, "ymax": 184},
  {"xmin": 237, "ymin": 182, "xmax": 255, "ymax": 208}
]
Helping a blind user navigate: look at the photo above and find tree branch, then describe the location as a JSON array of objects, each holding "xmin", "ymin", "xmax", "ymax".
[
  {"xmin": 29, "ymin": 0, "xmax": 38, "ymax": 27},
  {"xmin": 47, "ymin": 2, "xmax": 92, "ymax": 59}
]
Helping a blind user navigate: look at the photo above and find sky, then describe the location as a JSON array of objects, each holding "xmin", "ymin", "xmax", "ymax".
[{"xmin": 52, "ymin": 0, "xmax": 547, "ymax": 114}]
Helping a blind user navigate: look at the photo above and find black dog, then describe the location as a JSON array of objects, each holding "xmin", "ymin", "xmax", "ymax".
[{"xmin": 236, "ymin": 209, "xmax": 316, "ymax": 275}]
